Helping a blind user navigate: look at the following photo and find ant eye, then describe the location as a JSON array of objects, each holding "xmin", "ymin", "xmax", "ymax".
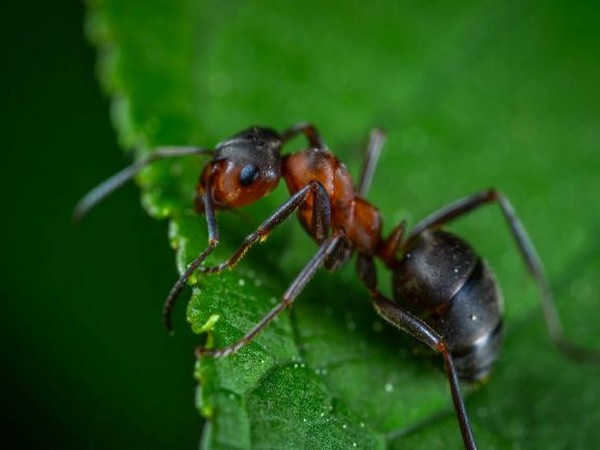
[{"xmin": 239, "ymin": 164, "xmax": 259, "ymax": 186}]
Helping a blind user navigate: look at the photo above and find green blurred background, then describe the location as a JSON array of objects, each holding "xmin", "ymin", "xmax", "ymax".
[
  {"xmin": 2, "ymin": 0, "xmax": 600, "ymax": 449},
  {"xmin": 2, "ymin": 0, "xmax": 201, "ymax": 448}
]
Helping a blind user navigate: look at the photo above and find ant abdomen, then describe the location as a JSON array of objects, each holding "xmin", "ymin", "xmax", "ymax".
[{"xmin": 393, "ymin": 230, "xmax": 504, "ymax": 381}]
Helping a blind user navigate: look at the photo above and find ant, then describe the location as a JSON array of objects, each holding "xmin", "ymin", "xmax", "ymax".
[{"xmin": 75, "ymin": 123, "xmax": 599, "ymax": 450}]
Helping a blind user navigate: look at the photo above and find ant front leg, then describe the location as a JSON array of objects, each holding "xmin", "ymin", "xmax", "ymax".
[
  {"xmin": 162, "ymin": 181, "xmax": 220, "ymax": 331},
  {"xmin": 198, "ymin": 180, "xmax": 332, "ymax": 275},
  {"xmin": 356, "ymin": 254, "xmax": 478, "ymax": 450},
  {"xmin": 198, "ymin": 231, "xmax": 344, "ymax": 357},
  {"xmin": 164, "ymin": 180, "xmax": 333, "ymax": 337},
  {"xmin": 406, "ymin": 189, "xmax": 600, "ymax": 362}
]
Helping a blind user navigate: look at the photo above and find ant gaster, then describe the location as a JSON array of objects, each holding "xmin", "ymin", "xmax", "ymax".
[{"xmin": 75, "ymin": 123, "xmax": 599, "ymax": 450}]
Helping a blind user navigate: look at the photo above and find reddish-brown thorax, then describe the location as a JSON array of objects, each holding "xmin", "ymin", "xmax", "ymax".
[{"xmin": 282, "ymin": 148, "xmax": 383, "ymax": 255}]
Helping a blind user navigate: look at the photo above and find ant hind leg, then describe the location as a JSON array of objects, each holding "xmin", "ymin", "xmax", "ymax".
[{"xmin": 357, "ymin": 253, "xmax": 477, "ymax": 450}]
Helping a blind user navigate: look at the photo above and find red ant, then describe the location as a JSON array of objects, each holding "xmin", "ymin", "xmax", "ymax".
[{"xmin": 75, "ymin": 123, "xmax": 599, "ymax": 450}]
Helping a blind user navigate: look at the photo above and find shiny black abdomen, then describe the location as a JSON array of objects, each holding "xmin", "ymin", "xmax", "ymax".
[{"xmin": 393, "ymin": 229, "xmax": 504, "ymax": 381}]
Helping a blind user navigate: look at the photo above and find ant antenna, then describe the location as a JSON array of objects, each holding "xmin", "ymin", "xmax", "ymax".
[{"xmin": 73, "ymin": 146, "xmax": 212, "ymax": 222}]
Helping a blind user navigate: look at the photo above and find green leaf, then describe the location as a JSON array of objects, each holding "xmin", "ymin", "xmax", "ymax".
[{"xmin": 87, "ymin": 0, "xmax": 600, "ymax": 448}]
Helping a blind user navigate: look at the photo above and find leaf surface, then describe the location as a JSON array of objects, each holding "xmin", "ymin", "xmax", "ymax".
[{"xmin": 88, "ymin": 0, "xmax": 600, "ymax": 448}]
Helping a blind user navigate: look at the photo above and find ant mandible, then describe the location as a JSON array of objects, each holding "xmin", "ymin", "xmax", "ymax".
[{"xmin": 75, "ymin": 123, "xmax": 599, "ymax": 450}]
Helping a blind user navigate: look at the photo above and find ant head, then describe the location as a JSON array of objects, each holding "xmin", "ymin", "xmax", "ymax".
[{"xmin": 195, "ymin": 127, "xmax": 283, "ymax": 212}]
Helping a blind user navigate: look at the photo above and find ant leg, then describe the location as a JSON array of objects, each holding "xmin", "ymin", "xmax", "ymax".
[
  {"xmin": 406, "ymin": 188, "xmax": 599, "ymax": 362},
  {"xmin": 280, "ymin": 125, "xmax": 386, "ymax": 195},
  {"xmin": 356, "ymin": 254, "xmax": 477, "ymax": 450},
  {"xmin": 357, "ymin": 128, "xmax": 386, "ymax": 197},
  {"xmin": 197, "ymin": 231, "xmax": 344, "ymax": 357},
  {"xmin": 73, "ymin": 146, "xmax": 212, "ymax": 222},
  {"xmin": 377, "ymin": 295, "xmax": 478, "ymax": 450},
  {"xmin": 163, "ymin": 182, "xmax": 220, "ymax": 332},
  {"xmin": 199, "ymin": 180, "xmax": 331, "ymax": 275},
  {"xmin": 280, "ymin": 122, "xmax": 327, "ymax": 149},
  {"xmin": 163, "ymin": 180, "xmax": 332, "ymax": 330},
  {"xmin": 324, "ymin": 126, "xmax": 385, "ymax": 270},
  {"xmin": 377, "ymin": 220, "xmax": 407, "ymax": 267}
]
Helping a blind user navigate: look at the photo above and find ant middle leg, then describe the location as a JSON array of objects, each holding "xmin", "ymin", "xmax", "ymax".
[
  {"xmin": 197, "ymin": 231, "xmax": 344, "ymax": 357},
  {"xmin": 405, "ymin": 188, "xmax": 599, "ymax": 362}
]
